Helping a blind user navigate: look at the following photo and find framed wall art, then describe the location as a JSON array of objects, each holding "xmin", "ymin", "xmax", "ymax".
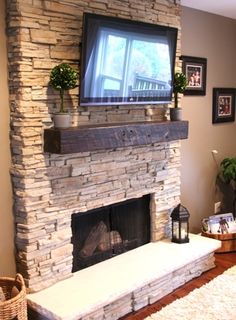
[
  {"xmin": 181, "ymin": 55, "xmax": 207, "ymax": 95},
  {"xmin": 212, "ymin": 88, "xmax": 235, "ymax": 124}
]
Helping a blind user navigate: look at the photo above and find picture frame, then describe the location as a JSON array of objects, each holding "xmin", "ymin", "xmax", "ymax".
[
  {"xmin": 208, "ymin": 213, "xmax": 236, "ymax": 234},
  {"xmin": 212, "ymin": 88, "xmax": 235, "ymax": 124},
  {"xmin": 181, "ymin": 55, "xmax": 207, "ymax": 95}
]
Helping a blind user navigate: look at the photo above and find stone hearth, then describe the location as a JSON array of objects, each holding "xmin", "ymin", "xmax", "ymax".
[{"xmin": 27, "ymin": 234, "xmax": 221, "ymax": 320}]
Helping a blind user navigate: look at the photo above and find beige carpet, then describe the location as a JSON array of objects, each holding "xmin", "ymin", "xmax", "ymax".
[{"xmin": 145, "ymin": 265, "xmax": 236, "ymax": 320}]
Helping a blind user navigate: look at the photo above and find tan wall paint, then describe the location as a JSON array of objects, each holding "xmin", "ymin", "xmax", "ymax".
[
  {"xmin": 181, "ymin": 7, "xmax": 236, "ymax": 232},
  {"xmin": 0, "ymin": 0, "xmax": 15, "ymax": 276}
]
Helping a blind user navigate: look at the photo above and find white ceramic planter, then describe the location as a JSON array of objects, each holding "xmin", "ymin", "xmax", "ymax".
[
  {"xmin": 53, "ymin": 113, "xmax": 71, "ymax": 128},
  {"xmin": 170, "ymin": 107, "xmax": 182, "ymax": 121}
]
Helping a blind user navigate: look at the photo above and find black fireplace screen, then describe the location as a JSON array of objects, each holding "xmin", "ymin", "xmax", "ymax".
[{"xmin": 71, "ymin": 195, "xmax": 150, "ymax": 272}]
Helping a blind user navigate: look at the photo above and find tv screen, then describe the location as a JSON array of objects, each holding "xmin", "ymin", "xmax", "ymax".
[{"xmin": 80, "ymin": 13, "xmax": 178, "ymax": 106}]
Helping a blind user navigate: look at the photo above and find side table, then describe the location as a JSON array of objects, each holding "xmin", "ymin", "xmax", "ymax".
[{"xmin": 201, "ymin": 231, "xmax": 236, "ymax": 253}]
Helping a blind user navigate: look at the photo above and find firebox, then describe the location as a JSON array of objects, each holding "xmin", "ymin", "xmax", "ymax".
[{"xmin": 71, "ymin": 195, "xmax": 150, "ymax": 272}]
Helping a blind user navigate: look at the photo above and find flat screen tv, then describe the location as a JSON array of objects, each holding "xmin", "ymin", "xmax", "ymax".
[{"xmin": 80, "ymin": 13, "xmax": 178, "ymax": 106}]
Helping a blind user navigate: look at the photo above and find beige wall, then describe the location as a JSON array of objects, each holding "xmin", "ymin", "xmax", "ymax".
[
  {"xmin": 0, "ymin": 0, "xmax": 15, "ymax": 276},
  {"xmin": 181, "ymin": 7, "xmax": 236, "ymax": 232}
]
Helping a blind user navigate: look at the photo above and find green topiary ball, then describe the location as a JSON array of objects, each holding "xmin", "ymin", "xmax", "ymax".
[
  {"xmin": 50, "ymin": 63, "xmax": 78, "ymax": 91},
  {"xmin": 173, "ymin": 72, "xmax": 188, "ymax": 94}
]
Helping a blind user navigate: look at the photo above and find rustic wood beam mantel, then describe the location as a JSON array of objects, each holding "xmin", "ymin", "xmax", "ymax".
[{"xmin": 44, "ymin": 121, "xmax": 189, "ymax": 154}]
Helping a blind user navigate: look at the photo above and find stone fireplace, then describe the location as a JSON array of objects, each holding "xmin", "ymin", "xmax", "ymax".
[
  {"xmin": 15, "ymin": 136, "xmax": 185, "ymax": 292},
  {"xmin": 5, "ymin": 2, "xmax": 222, "ymax": 318},
  {"xmin": 5, "ymin": 0, "xmax": 188, "ymax": 294}
]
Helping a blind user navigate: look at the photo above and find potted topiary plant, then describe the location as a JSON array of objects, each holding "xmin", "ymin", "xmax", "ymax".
[
  {"xmin": 50, "ymin": 63, "xmax": 78, "ymax": 128},
  {"xmin": 217, "ymin": 157, "xmax": 236, "ymax": 218},
  {"xmin": 170, "ymin": 72, "xmax": 188, "ymax": 121}
]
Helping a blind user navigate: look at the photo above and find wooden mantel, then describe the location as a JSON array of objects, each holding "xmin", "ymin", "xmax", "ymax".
[{"xmin": 44, "ymin": 121, "xmax": 189, "ymax": 154}]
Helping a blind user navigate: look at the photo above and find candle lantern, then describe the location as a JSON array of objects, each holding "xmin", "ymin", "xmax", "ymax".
[{"xmin": 171, "ymin": 204, "xmax": 190, "ymax": 243}]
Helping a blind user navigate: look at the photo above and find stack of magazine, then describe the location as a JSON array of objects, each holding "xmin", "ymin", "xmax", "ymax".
[{"xmin": 202, "ymin": 213, "xmax": 236, "ymax": 234}]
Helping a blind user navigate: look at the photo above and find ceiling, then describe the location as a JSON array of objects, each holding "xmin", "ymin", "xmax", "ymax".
[{"xmin": 181, "ymin": 0, "xmax": 236, "ymax": 20}]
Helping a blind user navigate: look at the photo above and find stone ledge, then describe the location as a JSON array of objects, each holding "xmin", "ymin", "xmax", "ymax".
[
  {"xmin": 27, "ymin": 234, "xmax": 220, "ymax": 320},
  {"xmin": 44, "ymin": 121, "xmax": 189, "ymax": 154}
]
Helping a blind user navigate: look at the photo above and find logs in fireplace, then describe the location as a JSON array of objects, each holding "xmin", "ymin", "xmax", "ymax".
[{"xmin": 71, "ymin": 195, "xmax": 150, "ymax": 272}]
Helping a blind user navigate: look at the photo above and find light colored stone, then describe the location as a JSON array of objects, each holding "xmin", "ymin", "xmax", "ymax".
[
  {"xmin": 30, "ymin": 29, "xmax": 57, "ymax": 44},
  {"xmin": 44, "ymin": 0, "xmax": 84, "ymax": 16},
  {"xmin": 50, "ymin": 244, "xmax": 73, "ymax": 259}
]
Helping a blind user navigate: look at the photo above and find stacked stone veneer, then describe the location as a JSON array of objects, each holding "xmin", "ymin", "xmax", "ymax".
[
  {"xmin": 6, "ymin": 0, "xmax": 182, "ymax": 292},
  {"xmin": 75, "ymin": 254, "xmax": 215, "ymax": 320}
]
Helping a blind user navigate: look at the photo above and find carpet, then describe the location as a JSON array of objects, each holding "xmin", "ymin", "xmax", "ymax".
[{"xmin": 145, "ymin": 265, "xmax": 236, "ymax": 320}]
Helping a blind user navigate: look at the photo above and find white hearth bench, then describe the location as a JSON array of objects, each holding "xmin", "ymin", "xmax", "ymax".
[{"xmin": 27, "ymin": 234, "xmax": 220, "ymax": 320}]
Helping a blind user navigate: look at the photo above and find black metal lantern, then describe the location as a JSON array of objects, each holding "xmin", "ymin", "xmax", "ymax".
[{"xmin": 171, "ymin": 204, "xmax": 190, "ymax": 243}]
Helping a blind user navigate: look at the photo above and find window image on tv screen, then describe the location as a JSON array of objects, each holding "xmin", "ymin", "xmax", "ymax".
[{"xmin": 80, "ymin": 13, "xmax": 178, "ymax": 106}]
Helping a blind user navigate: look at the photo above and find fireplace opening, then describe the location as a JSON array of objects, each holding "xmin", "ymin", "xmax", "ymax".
[{"xmin": 71, "ymin": 194, "xmax": 150, "ymax": 272}]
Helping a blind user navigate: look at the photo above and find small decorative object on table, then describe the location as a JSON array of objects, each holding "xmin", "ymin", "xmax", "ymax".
[
  {"xmin": 171, "ymin": 203, "xmax": 190, "ymax": 243},
  {"xmin": 0, "ymin": 273, "xmax": 27, "ymax": 320},
  {"xmin": 201, "ymin": 212, "xmax": 236, "ymax": 252},
  {"xmin": 201, "ymin": 217, "xmax": 209, "ymax": 232},
  {"xmin": 208, "ymin": 212, "xmax": 236, "ymax": 234},
  {"xmin": 50, "ymin": 63, "xmax": 78, "ymax": 128}
]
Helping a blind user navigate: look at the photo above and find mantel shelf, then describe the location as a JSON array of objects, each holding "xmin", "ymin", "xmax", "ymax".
[{"xmin": 44, "ymin": 121, "xmax": 189, "ymax": 154}]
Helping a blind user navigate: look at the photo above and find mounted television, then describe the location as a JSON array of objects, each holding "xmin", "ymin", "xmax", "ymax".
[{"xmin": 80, "ymin": 13, "xmax": 178, "ymax": 106}]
